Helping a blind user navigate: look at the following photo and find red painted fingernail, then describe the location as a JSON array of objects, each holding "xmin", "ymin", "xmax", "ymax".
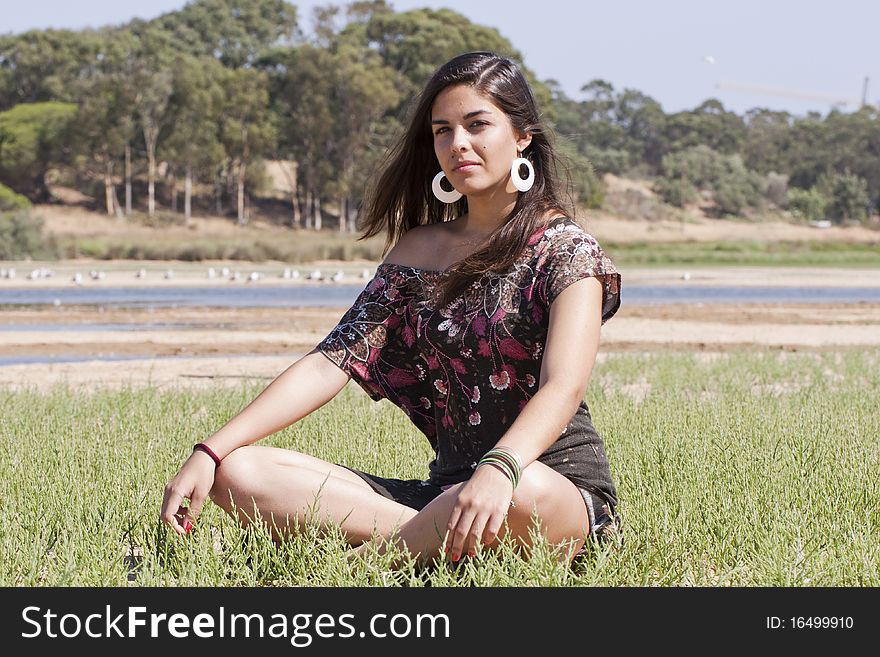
[
  {"xmin": 184, "ymin": 520, "xmax": 193, "ymax": 533},
  {"xmin": 468, "ymin": 550, "xmax": 475, "ymax": 558},
  {"xmin": 444, "ymin": 546, "xmax": 449, "ymax": 554},
  {"xmin": 451, "ymin": 553, "xmax": 459, "ymax": 562}
]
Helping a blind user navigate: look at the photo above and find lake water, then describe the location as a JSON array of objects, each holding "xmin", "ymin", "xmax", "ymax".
[
  {"xmin": 3, "ymin": 284, "xmax": 878, "ymax": 367},
  {"xmin": 2, "ymin": 284, "xmax": 880, "ymax": 309}
]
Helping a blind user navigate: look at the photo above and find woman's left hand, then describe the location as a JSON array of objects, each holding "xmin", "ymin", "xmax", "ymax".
[{"xmin": 446, "ymin": 464, "xmax": 514, "ymax": 561}]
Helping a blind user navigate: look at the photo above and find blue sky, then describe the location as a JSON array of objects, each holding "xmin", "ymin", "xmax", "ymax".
[{"xmin": 4, "ymin": 0, "xmax": 878, "ymax": 116}]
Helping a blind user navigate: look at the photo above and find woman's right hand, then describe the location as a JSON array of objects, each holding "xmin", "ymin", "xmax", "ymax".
[
  {"xmin": 160, "ymin": 449, "xmax": 217, "ymax": 536},
  {"xmin": 157, "ymin": 349, "xmax": 350, "ymax": 536}
]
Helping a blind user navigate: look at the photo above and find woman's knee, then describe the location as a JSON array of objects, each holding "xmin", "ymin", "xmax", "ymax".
[
  {"xmin": 508, "ymin": 465, "xmax": 553, "ymax": 523},
  {"xmin": 210, "ymin": 445, "xmax": 261, "ymax": 503},
  {"xmin": 507, "ymin": 465, "xmax": 588, "ymax": 540}
]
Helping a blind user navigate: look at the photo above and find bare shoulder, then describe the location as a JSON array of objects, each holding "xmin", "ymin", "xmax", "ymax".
[{"xmin": 383, "ymin": 223, "xmax": 449, "ymax": 266}]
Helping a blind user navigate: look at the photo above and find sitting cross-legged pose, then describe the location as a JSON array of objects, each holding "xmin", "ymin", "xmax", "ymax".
[{"xmin": 160, "ymin": 51, "xmax": 622, "ymax": 565}]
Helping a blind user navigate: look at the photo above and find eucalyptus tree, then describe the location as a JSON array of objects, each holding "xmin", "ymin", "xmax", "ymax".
[
  {"xmin": 576, "ymin": 80, "xmax": 630, "ymax": 174},
  {"xmin": 820, "ymin": 107, "xmax": 880, "ymax": 206},
  {"xmin": 274, "ymin": 43, "xmax": 335, "ymax": 229},
  {"xmin": 259, "ymin": 45, "xmax": 301, "ymax": 226},
  {"xmin": 150, "ymin": 0, "xmax": 300, "ymax": 68},
  {"xmin": 661, "ymin": 99, "xmax": 746, "ymax": 157},
  {"xmin": 741, "ymin": 108, "xmax": 795, "ymax": 176},
  {"xmin": 326, "ymin": 15, "xmax": 404, "ymax": 232},
  {"xmin": 784, "ymin": 114, "xmax": 830, "ymax": 192},
  {"xmin": 218, "ymin": 67, "xmax": 276, "ymax": 224},
  {"xmin": 71, "ymin": 71, "xmax": 132, "ymax": 216},
  {"xmin": 363, "ymin": 6, "xmax": 525, "ymax": 100},
  {"xmin": 162, "ymin": 55, "xmax": 226, "ymax": 219},
  {"xmin": 615, "ymin": 88, "xmax": 665, "ymax": 170},
  {"xmin": 65, "ymin": 28, "xmax": 147, "ymax": 217},
  {"xmin": 0, "ymin": 29, "xmax": 101, "ymax": 111},
  {"xmin": 123, "ymin": 25, "xmax": 177, "ymax": 216}
]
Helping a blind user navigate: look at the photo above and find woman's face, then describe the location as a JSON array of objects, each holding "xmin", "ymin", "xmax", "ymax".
[{"xmin": 431, "ymin": 84, "xmax": 531, "ymax": 198}]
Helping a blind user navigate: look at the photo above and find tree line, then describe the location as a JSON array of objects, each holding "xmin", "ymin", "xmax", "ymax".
[{"xmin": 1, "ymin": 0, "xmax": 877, "ymax": 237}]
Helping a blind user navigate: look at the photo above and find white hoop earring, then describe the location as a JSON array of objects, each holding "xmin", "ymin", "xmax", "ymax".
[
  {"xmin": 432, "ymin": 170, "xmax": 462, "ymax": 203},
  {"xmin": 510, "ymin": 157, "xmax": 535, "ymax": 192}
]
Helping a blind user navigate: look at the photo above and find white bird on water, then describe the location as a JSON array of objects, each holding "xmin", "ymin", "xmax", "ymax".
[
  {"xmin": 360, "ymin": 268, "xmax": 371, "ymax": 280},
  {"xmin": 247, "ymin": 271, "xmax": 261, "ymax": 282},
  {"xmin": 221, "ymin": 267, "xmax": 230, "ymax": 277},
  {"xmin": 207, "ymin": 267, "xmax": 216, "ymax": 279},
  {"xmin": 164, "ymin": 269, "xmax": 173, "ymax": 279},
  {"xmin": 330, "ymin": 270, "xmax": 344, "ymax": 282},
  {"xmin": 307, "ymin": 269, "xmax": 323, "ymax": 281},
  {"xmin": 681, "ymin": 272, "xmax": 692, "ymax": 281},
  {"xmin": 229, "ymin": 271, "xmax": 241, "ymax": 281},
  {"xmin": 72, "ymin": 272, "xmax": 83, "ymax": 285},
  {"xmin": 135, "ymin": 268, "xmax": 146, "ymax": 278}
]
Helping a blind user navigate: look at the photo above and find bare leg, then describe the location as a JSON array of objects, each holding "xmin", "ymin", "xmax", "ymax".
[
  {"xmin": 364, "ymin": 461, "xmax": 591, "ymax": 566},
  {"xmin": 209, "ymin": 446, "xmax": 417, "ymax": 544},
  {"xmin": 211, "ymin": 447, "xmax": 589, "ymax": 566}
]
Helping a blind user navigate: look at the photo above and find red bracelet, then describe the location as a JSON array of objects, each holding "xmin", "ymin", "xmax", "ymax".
[{"xmin": 193, "ymin": 443, "xmax": 222, "ymax": 467}]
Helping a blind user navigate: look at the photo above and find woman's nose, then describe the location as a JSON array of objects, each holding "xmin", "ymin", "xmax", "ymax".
[{"xmin": 449, "ymin": 125, "xmax": 470, "ymax": 153}]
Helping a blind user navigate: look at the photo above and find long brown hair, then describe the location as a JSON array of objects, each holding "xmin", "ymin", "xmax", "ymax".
[{"xmin": 358, "ymin": 51, "xmax": 576, "ymax": 307}]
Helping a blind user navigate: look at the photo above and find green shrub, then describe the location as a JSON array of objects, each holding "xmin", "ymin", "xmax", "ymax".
[
  {"xmin": 714, "ymin": 156, "xmax": 765, "ymax": 216},
  {"xmin": 0, "ymin": 183, "xmax": 32, "ymax": 211},
  {"xmin": 816, "ymin": 171, "xmax": 870, "ymax": 223},
  {"xmin": 75, "ymin": 239, "xmax": 109, "ymax": 258},
  {"xmin": 653, "ymin": 175, "xmax": 699, "ymax": 207},
  {"xmin": 787, "ymin": 187, "xmax": 828, "ymax": 223},
  {"xmin": 582, "ymin": 145, "xmax": 631, "ymax": 176},
  {"xmin": 0, "ymin": 101, "xmax": 77, "ymax": 199},
  {"xmin": 0, "ymin": 210, "xmax": 56, "ymax": 259},
  {"xmin": 655, "ymin": 146, "xmax": 764, "ymax": 214},
  {"xmin": 575, "ymin": 162, "xmax": 606, "ymax": 209}
]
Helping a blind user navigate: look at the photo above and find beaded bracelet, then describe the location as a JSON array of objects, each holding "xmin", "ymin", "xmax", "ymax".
[{"xmin": 193, "ymin": 443, "xmax": 222, "ymax": 468}]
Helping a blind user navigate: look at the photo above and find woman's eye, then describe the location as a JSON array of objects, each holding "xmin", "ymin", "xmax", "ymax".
[{"xmin": 434, "ymin": 121, "xmax": 486, "ymax": 136}]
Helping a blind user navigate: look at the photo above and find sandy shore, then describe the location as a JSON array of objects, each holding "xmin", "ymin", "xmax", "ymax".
[
  {"xmin": 4, "ymin": 204, "xmax": 875, "ymax": 391},
  {"xmin": 1, "ymin": 297, "xmax": 878, "ymax": 391}
]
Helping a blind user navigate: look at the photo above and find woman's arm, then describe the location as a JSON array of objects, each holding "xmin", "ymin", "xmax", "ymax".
[
  {"xmin": 495, "ymin": 275, "xmax": 603, "ymax": 464},
  {"xmin": 160, "ymin": 348, "xmax": 350, "ymax": 534},
  {"xmin": 446, "ymin": 276, "xmax": 604, "ymax": 556},
  {"xmin": 195, "ymin": 348, "xmax": 351, "ymax": 461}
]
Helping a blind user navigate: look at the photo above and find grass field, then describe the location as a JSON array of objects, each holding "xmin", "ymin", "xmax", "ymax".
[
  {"xmin": 49, "ymin": 232, "xmax": 880, "ymax": 268},
  {"xmin": 1, "ymin": 349, "xmax": 878, "ymax": 586},
  {"xmin": 604, "ymin": 240, "xmax": 880, "ymax": 267}
]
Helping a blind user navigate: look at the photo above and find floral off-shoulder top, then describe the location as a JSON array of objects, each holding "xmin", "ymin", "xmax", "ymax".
[{"xmin": 318, "ymin": 216, "xmax": 622, "ymax": 493}]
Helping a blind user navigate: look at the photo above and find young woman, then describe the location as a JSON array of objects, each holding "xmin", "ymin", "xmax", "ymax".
[{"xmin": 161, "ymin": 51, "xmax": 622, "ymax": 565}]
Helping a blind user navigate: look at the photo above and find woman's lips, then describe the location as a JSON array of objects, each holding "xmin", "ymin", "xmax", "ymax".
[{"xmin": 453, "ymin": 164, "xmax": 479, "ymax": 172}]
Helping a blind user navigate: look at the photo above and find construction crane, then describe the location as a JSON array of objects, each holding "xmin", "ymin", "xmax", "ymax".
[{"xmin": 714, "ymin": 77, "xmax": 872, "ymax": 110}]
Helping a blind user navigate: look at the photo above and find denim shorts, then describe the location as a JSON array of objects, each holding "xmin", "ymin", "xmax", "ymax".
[{"xmin": 340, "ymin": 466, "xmax": 619, "ymax": 542}]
